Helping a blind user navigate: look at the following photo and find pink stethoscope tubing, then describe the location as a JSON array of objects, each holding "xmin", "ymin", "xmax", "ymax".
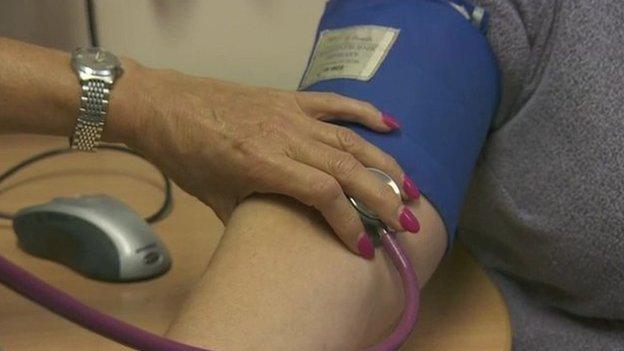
[
  {"xmin": 0, "ymin": 230, "xmax": 418, "ymax": 351},
  {"xmin": 0, "ymin": 167, "xmax": 419, "ymax": 350}
]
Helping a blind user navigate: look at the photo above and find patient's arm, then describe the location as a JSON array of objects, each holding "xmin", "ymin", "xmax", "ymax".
[{"xmin": 165, "ymin": 193, "xmax": 446, "ymax": 351}]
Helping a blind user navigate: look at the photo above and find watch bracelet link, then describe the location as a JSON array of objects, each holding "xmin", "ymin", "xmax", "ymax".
[{"xmin": 70, "ymin": 80, "xmax": 110, "ymax": 152}]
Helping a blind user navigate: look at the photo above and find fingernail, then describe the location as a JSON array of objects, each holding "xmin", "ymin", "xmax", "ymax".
[
  {"xmin": 399, "ymin": 206, "xmax": 420, "ymax": 233},
  {"xmin": 357, "ymin": 232, "xmax": 375, "ymax": 260},
  {"xmin": 403, "ymin": 175, "xmax": 420, "ymax": 199},
  {"xmin": 381, "ymin": 112, "xmax": 401, "ymax": 130}
]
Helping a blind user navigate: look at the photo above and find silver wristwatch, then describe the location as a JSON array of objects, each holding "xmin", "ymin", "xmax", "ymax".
[{"xmin": 70, "ymin": 47, "xmax": 123, "ymax": 152}]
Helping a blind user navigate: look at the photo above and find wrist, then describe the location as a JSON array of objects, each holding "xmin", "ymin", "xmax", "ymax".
[
  {"xmin": 115, "ymin": 67, "xmax": 215, "ymax": 156},
  {"xmin": 0, "ymin": 39, "xmax": 155, "ymax": 146},
  {"xmin": 103, "ymin": 58, "xmax": 154, "ymax": 147}
]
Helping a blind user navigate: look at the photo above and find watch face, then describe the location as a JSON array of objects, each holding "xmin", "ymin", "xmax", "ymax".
[{"xmin": 72, "ymin": 47, "xmax": 121, "ymax": 78}]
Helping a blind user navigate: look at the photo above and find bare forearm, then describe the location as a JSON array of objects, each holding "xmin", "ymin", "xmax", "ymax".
[
  {"xmin": 0, "ymin": 37, "xmax": 145, "ymax": 144},
  {"xmin": 166, "ymin": 194, "xmax": 446, "ymax": 350}
]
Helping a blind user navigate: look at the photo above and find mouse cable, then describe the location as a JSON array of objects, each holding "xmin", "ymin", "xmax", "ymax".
[
  {"xmin": 0, "ymin": 144, "xmax": 172, "ymax": 224},
  {"xmin": 85, "ymin": 0, "xmax": 99, "ymax": 47}
]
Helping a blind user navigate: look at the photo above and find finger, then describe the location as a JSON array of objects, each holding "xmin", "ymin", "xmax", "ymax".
[
  {"xmin": 312, "ymin": 124, "xmax": 420, "ymax": 201},
  {"xmin": 295, "ymin": 91, "xmax": 400, "ymax": 132},
  {"xmin": 256, "ymin": 157, "xmax": 376, "ymax": 260},
  {"xmin": 290, "ymin": 140, "xmax": 420, "ymax": 234}
]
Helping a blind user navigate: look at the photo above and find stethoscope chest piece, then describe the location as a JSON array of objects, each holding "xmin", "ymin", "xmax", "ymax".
[{"xmin": 348, "ymin": 167, "xmax": 401, "ymax": 236}]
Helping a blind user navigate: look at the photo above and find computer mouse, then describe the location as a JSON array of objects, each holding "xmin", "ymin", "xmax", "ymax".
[{"xmin": 12, "ymin": 194, "xmax": 171, "ymax": 282}]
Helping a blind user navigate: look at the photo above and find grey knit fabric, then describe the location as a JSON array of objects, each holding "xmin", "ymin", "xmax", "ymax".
[{"xmin": 459, "ymin": 0, "xmax": 624, "ymax": 350}]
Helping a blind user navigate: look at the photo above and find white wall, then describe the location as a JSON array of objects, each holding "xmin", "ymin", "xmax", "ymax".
[
  {"xmin": 96, "ymin": 0, "xmax": 327, "ymax": 89},
  {"xmin": 0, "ymin": 0, "xmax": 89, "ymax": 50},
  {"xmin": 0, "ymin": 1, "xmax": 327, "ymax": 89}
]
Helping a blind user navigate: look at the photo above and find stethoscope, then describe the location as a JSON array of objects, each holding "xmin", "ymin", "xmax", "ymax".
[{"xmin": 0, "ymin": 167, "xmax": 419, "ymax": 351}]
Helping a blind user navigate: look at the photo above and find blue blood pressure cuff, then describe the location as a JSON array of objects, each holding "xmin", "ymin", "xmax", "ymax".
[{"xmin": 300, "ymin": 0, "xmax": 500, "ymax": 248}]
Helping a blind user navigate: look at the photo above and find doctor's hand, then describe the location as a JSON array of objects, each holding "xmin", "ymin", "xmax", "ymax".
[{"xmin": 124, "ymin": 66, "xmax": 421, "ymax": 259}]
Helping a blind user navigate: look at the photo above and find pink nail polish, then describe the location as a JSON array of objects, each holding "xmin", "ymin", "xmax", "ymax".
[
  {"xmin": 381, "ymin": 112, "xmax": 401, "ymax": 130},
  {"xmin": 399, "ymin": 207, "xmax": 420, "ymax": 233},
  {"xmin": 403, "ymin": 175, "xmax": 420, "ymax": 199},
  {"xmin": 357, "ymin": 232, "xmax": 375, "ymax": 260}
]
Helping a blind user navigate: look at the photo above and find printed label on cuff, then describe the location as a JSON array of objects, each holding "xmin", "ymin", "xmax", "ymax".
[{"xmin": 299, "ymin": 25, "xmax": 400, "ymax": 89}]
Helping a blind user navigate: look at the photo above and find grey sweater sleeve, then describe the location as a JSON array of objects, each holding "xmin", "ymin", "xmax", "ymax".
[{"xmin": 473, "ymin": 0, "xmax": 551, "ymax": 128}]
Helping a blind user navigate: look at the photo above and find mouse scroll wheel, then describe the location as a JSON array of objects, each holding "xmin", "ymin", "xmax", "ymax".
[{"xmin": 143, "ymin": 252, "xmax": 162, "ymax": 265}]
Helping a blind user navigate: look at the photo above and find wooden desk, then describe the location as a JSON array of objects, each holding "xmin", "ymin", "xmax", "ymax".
[{"xmin": 0, "ymin": 135, "xmax": 510, "ymax": 350}]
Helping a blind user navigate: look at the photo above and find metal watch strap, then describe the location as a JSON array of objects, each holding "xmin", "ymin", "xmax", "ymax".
[{"xmin": 70, "ymin": 80, "xmax": 110, "ymax": 152}]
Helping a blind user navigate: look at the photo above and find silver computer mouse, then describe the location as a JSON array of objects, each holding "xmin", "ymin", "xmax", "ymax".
[{"xmin": 12, "ymin": 194, "xmax": 171, "ymax": 282}]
